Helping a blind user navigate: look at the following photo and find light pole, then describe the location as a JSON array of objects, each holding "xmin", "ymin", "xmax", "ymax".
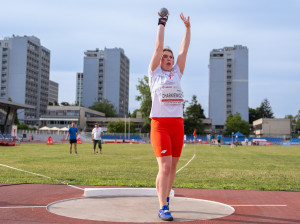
[
  {"xmin": 231, "ymin": 132, "xmax": 234, "ymax": 148},
  {"xmin": 128, "ymin": 117, "xmax": 130, "ymax": 140},
  {"xmin": 124, "ymin": 115, "xmax": 126, "ymax": 140}
]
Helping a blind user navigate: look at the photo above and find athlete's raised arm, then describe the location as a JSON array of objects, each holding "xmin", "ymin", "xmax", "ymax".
[
  {"xmin": 177, "ymin": 13, "xmax": 191, "ymax": 74},
  {"xmin": 149, "ymin": 13, "xmax": 168, "ymax": 71}
]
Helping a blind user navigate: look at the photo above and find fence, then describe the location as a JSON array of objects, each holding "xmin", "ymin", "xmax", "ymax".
[{"xmin": 9, "ymin": 130, "xmax": 300, "ymax": 145}]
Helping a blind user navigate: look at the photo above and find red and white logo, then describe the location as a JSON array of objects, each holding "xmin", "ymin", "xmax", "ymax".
[{"xmin": 165, "ymin": 72, "xmax": 174, "ymax": 79}]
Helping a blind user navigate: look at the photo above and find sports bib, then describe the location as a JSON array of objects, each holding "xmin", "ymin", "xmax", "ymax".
[{"xmin": 158, "ymin": 85, "xmax": 183, "ymax": 105}]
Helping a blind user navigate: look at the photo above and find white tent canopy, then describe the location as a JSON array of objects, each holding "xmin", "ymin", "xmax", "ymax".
[
  {"xmin": 60, "ymin": 127, "xmax": 69, "ymax": 131},
  {"xmin": 39, "ymin": 126, "xmax": 50, "ymax": 131},
  {"xmin": 50, "ymin": 127, "xmax": 60, "ymax": 131}
]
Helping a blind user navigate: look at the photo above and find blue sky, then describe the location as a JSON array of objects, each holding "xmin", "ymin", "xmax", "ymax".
[{"xmin": 1, "ymin": 0, "xmax": 299, "ymax": 118}]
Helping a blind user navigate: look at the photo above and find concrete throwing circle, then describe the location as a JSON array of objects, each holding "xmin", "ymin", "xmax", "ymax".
[{"xmin": 47, "ymin": 196, "xmax": 235, "ymax": 222}]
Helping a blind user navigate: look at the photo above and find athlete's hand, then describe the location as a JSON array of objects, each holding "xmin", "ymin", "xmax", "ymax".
[
  {"xmin": 180, "ymin": 13, "xmax": 190, "ymax": 29},
  {"xmin": 158, "ymin": 15, "xmax": 168, "ymax": 26}
]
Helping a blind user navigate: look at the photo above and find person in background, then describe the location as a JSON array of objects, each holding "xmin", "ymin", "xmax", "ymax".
[
  {"xmin": 235, "ymin": 135, "xmax": 239, "ymax": 146},
  {"xmin": 91, "ymin": 123, "xmax": 103, "ymax": 154},
  {"xmin": 217, "ymin": 134, "xmax": 222, "ymax": 147},
  {"xmin": 66, "ymin": 122, "xmax": 78, "ymax": 154},
  {"xmin": 209, "ymin": 134, "xmax": 213, "ymax": 146},
  {"xmin": 245, "ymin": 138, "xmax": 249, "ymax": 146}
]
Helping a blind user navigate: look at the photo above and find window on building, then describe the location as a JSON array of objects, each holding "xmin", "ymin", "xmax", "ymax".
[{"xmin": 215, "ymin": 125, "xmax": 224, "ymax": 129}]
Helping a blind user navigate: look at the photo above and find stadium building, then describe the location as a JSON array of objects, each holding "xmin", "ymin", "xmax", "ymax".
[
  {"xmin": 80, "ymin": 48, "xmax": 130, "ymax": 117},
  {"xmin": 75, "ymin": 72, "xmax": 83, "ymax": 106},
  {"xmin": 208, "ymin": 45, "xmax": 249, "ymax": 132},
  {"xmin": 0, "ymin": 35, "xmax": 50, "ymax": 125},
  {"xmin": 40, "ymin": 106, "xmax": 105, "ymax": 131},
  {"xmin": 0, "ymin": 99, "xmax": 34, "ymax": 134},
  {"xmin": 48, "ymin": 80, "xmax": 59, "ymax": 105},
  {"xmin": 253, "ymin": 118, "xmax": 291, "ymax": 138},
  {"xmin": 39, "ymin": 106, "xmax": 144, "ymax": 133}
]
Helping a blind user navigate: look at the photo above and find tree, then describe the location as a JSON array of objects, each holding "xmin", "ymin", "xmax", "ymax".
[
  {"xmin": 258, "ymin": 98, "xmax": 274, "ymax": 118},
  {"xmin": 136, "ymin": 76, "xmax": 152, "ymax": 118},
  {"xmin": 107, "ymin": 120, "xmax": 137, "ymax": 133},
  {"xmin": 285, "ymin": 111, "xmax": 300, "ymax": 135},
  {"xmin": 136, "ymin": 75, "xmax": 152, "ymax": 132},
  {"xmin": 90, "ymin": 99, "xmax": 118, "ymax": 117},
  {"xmin": 141, "ymin": 119, "xmax": 151, "ymax": 133},
  {"xmin": 17, "ymin": 123, "xmax": 29, "ymax": 130},
  {"xmin": 184, "ymin": 95, "xmax": 206, "ymax": 135},
  {"xmin": 61, "ymin": 102, "xmax": 70, "ymax": 106},
  {"xmin": 285, "ymin": 114, "xmax": 296, "ymax": 133},
  {"xmin": 14, "ymin": 113, "xmax": 20, "ymax": 125},
  {"xmin": 185, "ymin": 95, "xmax": 205, "ymax": 119},
  {"xmin": 296, "ymin": 119, "xmax": 300, "ymax": 132},
  {"xmin": 48, "ymin": 102, "xmax": 53, "ymax": 105},
  {"xmin": 130, "ymin": 109, "xmax": 139, "ymax": 118},
  {"xmin": 249, "ymin": 107, "xmax": 261, "ymax": 124},
  {"xmin": 225, "ymin": 113, "xmax": 250, "ymax": 136},
  {"xmin": 249, "ymin": 99, "xmax": 274, "ymax": 124},
  {"xmin": 182, "ymin": 99, "xmax": 189, "ymax": 117},
  {"xmin": 54, "ymin": 101, "xmax": 59, "ymax": 106},
  {"xmin": 295, "ymin": 110, "xmax": 300, "ymax": 133},
  {"xmin": 17, "ymin": 123, "xmax": 36, "ymax": 130}
]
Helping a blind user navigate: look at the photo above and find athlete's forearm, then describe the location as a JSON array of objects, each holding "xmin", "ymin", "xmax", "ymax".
[
  {"xmin": 179, "ymin": 27, "xmax": 191, "ymax": 56},
  {"xmin": 150, "ymin": 25, "xmax": 165, "ymax": 71},
  {"xmin": 156, "ymin": 25, "xmax": 165, "ymax": 52}
]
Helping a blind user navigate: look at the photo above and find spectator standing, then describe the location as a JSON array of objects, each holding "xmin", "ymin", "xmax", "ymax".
[
  {"xmin": 66, "ymin": 122, "xmax": 78, "ymax": 154},
  {"xmin": 91, "ymin": 123, "xmax": 103, "ymax": 154},
  {"xmin": 209, "ymin": 134, "xmax": 213, "ymax": 146},
  {"xmin": 235, "ymin": 135, "xmax": 239, "ymax": 146},
  {"xmin": 217, "ymin": 134, "xmax": 222, "ymax": 147}
]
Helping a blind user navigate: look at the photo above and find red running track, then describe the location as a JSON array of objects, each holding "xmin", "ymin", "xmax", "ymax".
[{"xmin": 0, "ymin": 184, "xmax": 299, "ymax": 224}]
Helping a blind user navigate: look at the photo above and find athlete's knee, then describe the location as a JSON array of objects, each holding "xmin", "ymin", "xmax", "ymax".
[
  {"xmin": 171, "ymin": 162, "xmax": 178, "ymax": 171},
  {"xmin": 159, "ymin": 162, "xmax": 172, "ymax": 175}
]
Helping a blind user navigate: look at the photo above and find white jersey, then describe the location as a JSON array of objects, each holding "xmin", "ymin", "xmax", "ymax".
[
  {"xmin": 148, "ymin": 64, "xmax": 183, "ymax": 118},
  {"xmin": 92, "ymin": 127, "xmax": 103, "ymax": 140}
]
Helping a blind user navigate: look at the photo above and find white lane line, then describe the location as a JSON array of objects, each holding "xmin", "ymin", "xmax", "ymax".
[
  {"xmin": 0, "ymin": 163, "xmax": 84, "ymax": 191},
  {"xmin": 0, "ymin": 163, "xmax": 53, "ymax": 180},
  {"xmin": 0, "ymin": 206, "xmax": 46, "ymax": 209},
  {"xmin": 230, "ymin": 205, "xmax": 287, "ymax": 207},
  {"xmin": 176, "ymin": 154, "xmax": 196, "ymax": 174},
  {"xmin": 67, "ymin": 184, "xmax": 85, "ymax": 190}
]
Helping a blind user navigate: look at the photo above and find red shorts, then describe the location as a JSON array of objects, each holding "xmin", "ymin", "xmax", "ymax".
[{"xmin": 150, "ymin": 117, "xmax": 184, "ymax": 157}]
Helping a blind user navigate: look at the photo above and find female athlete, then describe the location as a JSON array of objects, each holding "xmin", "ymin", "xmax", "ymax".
[{"xmin": 149, "ymin": 10, "xmax": 191, "ymax": 221}]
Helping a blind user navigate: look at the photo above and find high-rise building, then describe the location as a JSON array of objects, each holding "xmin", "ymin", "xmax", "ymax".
[
  {"xmin": 48, "ymin": 80, "xmax": 59, "ymax": 105},
  {"xmin": 75, "ymin": 72, "xmax": 83, "ymax": 106},
  {"xmin": 0, "ymin": 35, "xmax": 50, "ymax": 125},
  {"xmin": 208, "ymin": 45, "xmax": 248, "ymax": 130},
  {"xmin": 81, "ymin": 48, "xmax": 129, "ymax": 117}
]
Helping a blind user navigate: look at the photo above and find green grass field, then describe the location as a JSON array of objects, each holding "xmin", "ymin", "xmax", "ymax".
[{"xmin": 0, "ymin": 143, "xmax": 299, "ymax": 191}]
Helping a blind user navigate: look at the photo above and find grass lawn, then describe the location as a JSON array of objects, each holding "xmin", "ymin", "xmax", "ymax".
[{"xmin": 0, "ymin": 143, "xmax": 299, "ymax": 191}]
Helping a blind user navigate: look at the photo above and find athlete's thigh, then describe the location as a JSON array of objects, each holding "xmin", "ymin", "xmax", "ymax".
[
  {"xmin": 151, "ymin": 119, "xmax": 172, "ymax": 157},
  {"xmin": 171, "ymin": 119, "xmax": 184, "ymax": 157}
]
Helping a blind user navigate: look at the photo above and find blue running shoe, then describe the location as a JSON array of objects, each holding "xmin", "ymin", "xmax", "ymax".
[{"xmin": 158, "ymin": 205, "xmax": 173, "ymax": 221}]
